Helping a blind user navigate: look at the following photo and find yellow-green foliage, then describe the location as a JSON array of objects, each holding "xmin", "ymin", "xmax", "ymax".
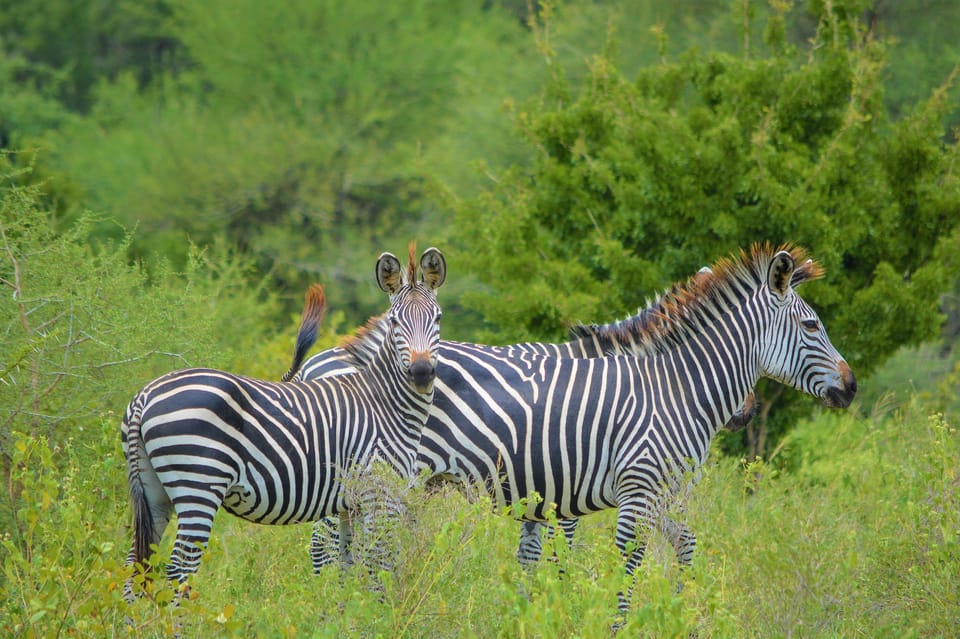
[
  {"xmin": 0, "ymin": 179, "xmax": 281, "ymax": 464},
  {"xmin": 2, "ymin": 384, "xmax": 957, "ymax": 638}
]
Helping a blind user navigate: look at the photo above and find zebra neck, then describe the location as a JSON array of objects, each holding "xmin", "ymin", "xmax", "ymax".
[
  {"xmin": 363, "ymin": 341, "xmax": 434, "ymax": 440},
  {"xmin": 668, "ymin": 305, "xmax": 762, "ymax": 435}
]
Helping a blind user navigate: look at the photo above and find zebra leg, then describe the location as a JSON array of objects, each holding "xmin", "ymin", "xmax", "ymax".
[
  {"xmin": 660, "ymin": 515, "xmax": 696, "ymax": 591},
  {"xmin": 516, "ymin": 518, "xmax": 580, "ymax": 569},
  {"xmin": 554, "ymin": 517, "xmax": 579, "ymax": 570},
  {"xmin": 516, "ymin": 521, "xmax": 543, "ymax": 567},
  {"xmin": 356, "ymin": 486, "xmax": 404, "ymax": 590},
  {"xmin": 559, "ymin": 517, "xmax": 579, "ymax": 546},
  {"xmin": 613, "ymin": 496, "xmax": 654, "ymax": 620},
  {"xmin": 123, "ymin": 543, "xmax": 143, "ymax": 606},
  {"xmin": 514, "ymin": 521, "xmax": 542, "ymax": 600},
  {"xmin": 549, "ymin": 518, "xmax": 579, "ymax": 576},
  {"xmin": 660, "ymin": 515, "xmax": 696, "ymax": 567},
  {"xmin": 338, "ymin": 511, "xmax": 355, "ymax": 568},
  {"xmin": 123, "ymin": 483, "xmax": 173, "ymax": 604},
  {"xmin": 310, "ymin": 517, "xmax": 341, "ymax": 574},
  {"xmin": 165, "ymin": 495, "xmax": 222, "ymax": 601},
  {"xmin": 331, "ymin": 512, "xmax": 357, "ymax": 615},
  {"xmin": 122, "ymin": 504, "xmax": 173, "ymax": 604}
]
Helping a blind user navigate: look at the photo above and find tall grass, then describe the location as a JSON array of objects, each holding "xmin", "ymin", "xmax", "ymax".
[{"xmin": 2, "ymin": 369, "xmax": 958, "ymax": 638}]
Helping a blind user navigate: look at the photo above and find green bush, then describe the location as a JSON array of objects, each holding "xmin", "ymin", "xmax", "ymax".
[
  {"xmin": 451, "ymin": 3, "xmax": 960, "ymax": 456},
  {"xmin": 1, "ymin": 427, "xmax": 130, "ymax": 637},
  {"xmin": 0, "ymin": 179, "xmax": 281, "ymax": 465},
  {"xmin": 2, "ymin": 370, "xmax": 956, "ymax": 637}
]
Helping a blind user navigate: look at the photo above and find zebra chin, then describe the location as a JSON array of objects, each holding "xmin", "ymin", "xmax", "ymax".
[{"xmin": 407, "ymin": 356, "xmax": 436, "ymax": 394}]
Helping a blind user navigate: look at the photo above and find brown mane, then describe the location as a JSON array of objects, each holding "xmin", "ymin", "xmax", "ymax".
[
  {"xmin": 573, "ymin": 243, "xmax": 822, "ymax": 354},
  {"xmin": 406, "ymin": 241, "xmax": 417, "ymax": 286},
  {"xmin": 339, "ymin": 314, "xmax": 390, "ymax": 369}
]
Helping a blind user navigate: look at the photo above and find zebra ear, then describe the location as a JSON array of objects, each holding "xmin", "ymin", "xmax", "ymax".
[
  {"xmin": 419, "ymin": 247, "xmax": 446, "ymax": 290},
  {"xmin": 790, "ymin": 259, "xmax": 819, "ymax": 288},
  {"xmin": 376, "ymin": 252, "xmax": 404, "ymax": 295},
  {"xmin": 767, "ymin": 250, "xmax": 795, "ymax": 299}
]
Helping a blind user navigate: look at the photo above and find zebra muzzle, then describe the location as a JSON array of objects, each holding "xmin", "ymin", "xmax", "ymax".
[
  {"xmin": 823, "ymin": 360, "xmax": 857, "ymax": 408},
  {"xmin": 408, "ymin": 354, "xmax": 436, "ymax": 393}
]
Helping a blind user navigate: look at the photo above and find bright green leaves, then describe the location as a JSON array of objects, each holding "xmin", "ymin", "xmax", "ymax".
[
  {"xmin": 0, "ymin": 179, "xmax": 280, "ymax": 465},
  {"xmin": 453, "ymin": 3, "xmax": 960, "ymax": 454}
]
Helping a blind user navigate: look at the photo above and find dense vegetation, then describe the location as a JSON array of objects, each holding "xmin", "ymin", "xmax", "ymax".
[
  {"xmin": 2, "ymin": 0, "xmax": 959, "ymax": 636},
  {"xmin": 3, "ymin": 345, "xmax": 957, "ymax": 637}
]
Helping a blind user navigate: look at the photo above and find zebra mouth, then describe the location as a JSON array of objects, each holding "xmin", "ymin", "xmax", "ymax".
[
  {"xmin": 823, "ymin": 384, "xmax": 856, "ymax": 409},
  {"xmin": 410, "ymin": 378, "xmax": 435, "ymax": 394},
  {"xmin": 725, "ymin": 393, "xmax": 757, "ymax": 432},
  {"xmin": 823, "ymin": 363, "xmax": 857, "ymax": 409},
  {"xmin": 408, "ymin": 359, "xmax": 436, "ymax": 394}
]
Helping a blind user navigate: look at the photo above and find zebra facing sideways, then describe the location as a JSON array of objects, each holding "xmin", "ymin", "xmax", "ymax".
[
  {"xmin": 290, "ymin": 267, "xmax": 759, "ymax": 574},
  {"xmin": 120, "ymin": 246, "xmax": 446, "ymax": 603},
  {"xmin": 291, "ymin": 243, "xmax": 856, "ymax": 618}
]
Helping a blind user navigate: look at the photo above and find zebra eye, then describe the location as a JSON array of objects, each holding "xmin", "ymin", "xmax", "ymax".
[
  {"xmin": 435, "ymin": 311, "xmax": 442, "ymax": 324},
  {"xmin": 801, "ymin": 318, "xmax": 819, "ymax": 331},
  {"xmin": 389, "ymin": 313, "xmax": 400, "ymax": 326}
]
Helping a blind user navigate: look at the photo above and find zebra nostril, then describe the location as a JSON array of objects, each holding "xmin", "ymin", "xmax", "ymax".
[
  {"xmin": 409, "ymin": 359, "xmax": 436, "ymax": 391},
  {"xmin": 824, "ymin": 364, "xmax": 858, "ymax": 408}
]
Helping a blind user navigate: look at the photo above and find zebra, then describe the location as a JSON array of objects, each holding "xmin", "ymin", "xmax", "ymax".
[
  {"xmin": 120, "ymin": 246, "xmax": 446, "ymax": 602},
  {"xmin": 292, "ymin": 267, "xmax": 759, "ymax": 574},
  {"xmin": 297, "ymin": 244, "xmax": 857, "ymax": 616}
]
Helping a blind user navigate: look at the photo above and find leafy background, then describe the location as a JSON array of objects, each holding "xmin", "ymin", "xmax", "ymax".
[{"xmin": 1, "ymin": 0, "xmax": 958, "ymax": 636}]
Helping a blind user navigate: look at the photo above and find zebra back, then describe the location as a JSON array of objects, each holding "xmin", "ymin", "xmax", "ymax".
[{"xmin": 288, "ymin": 274, "xmax": 757, "ymax": 427}]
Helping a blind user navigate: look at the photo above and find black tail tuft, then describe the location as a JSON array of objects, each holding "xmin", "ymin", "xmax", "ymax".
[
  {"xmin": 281, "ymin": 284, "xmax": 326, "ymax": 382},
  {"xmin": 131, "ymin": 481, "xmax": 155, "ymax": 568},
  {"xmin": 124, "ymin": 400, "xmax": 158, "ymax": 571}
]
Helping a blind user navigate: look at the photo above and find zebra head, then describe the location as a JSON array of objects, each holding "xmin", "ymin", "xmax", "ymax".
[
  {"xmin": 375, "ymin": 245, "xmax": 446, "ymax": 394},
  {"xmin": 758, "ymin": 249, "xmax": 857, "ymax": 409}
]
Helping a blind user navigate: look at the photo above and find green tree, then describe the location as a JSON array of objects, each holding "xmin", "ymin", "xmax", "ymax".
[
  {"xmin": 37, "ymin": 0, "xmax": 536, "ymax": 324},
  {"xmin": 451, "ymin": 1, "xmax": 960, "ymax": 456},
  {"xmin": 0, "ymin": 0, "xmax": 177, "ymax": 112},
  {"xmin": 0, "ymin": 171, "xmax": 280, "ymax": 492},
  {"xmin": 0, "ymin": 50, "xmax": 73, "ymax": 149}
]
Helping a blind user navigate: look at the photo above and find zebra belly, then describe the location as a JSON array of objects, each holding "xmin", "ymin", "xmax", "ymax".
[
  {"xmin": 221, "ymin": 460, "xmax": 342, "ymax": 524},
  {"xmin": 417, "ymin": 427, "xmax": 618, "ymax": 520},
  {"xmin": 512, "ymin": 463, "xmax": 619, "ymax": 520}
]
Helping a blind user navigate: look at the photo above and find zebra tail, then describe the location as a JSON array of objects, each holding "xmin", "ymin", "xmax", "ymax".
[
  {"xmin": 281, "ymin": 284, "xmax": 327, "ymax": 382},
  {"xmin": 124, "ymin": 399, "xmax": 155, "ymax": 569}
]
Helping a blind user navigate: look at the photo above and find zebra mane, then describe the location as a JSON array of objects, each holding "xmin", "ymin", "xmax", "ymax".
[
  {"xmin": 405, "ymin": 241, "xmax": 418, "ymax": 288},
  {"xmin": 571, "ymin": 243, "xmax": 822, "ymax": 355},
  {"xmin": 569, "ymin": 287, "xmax": 674, "ymax": 357},
  {"xmin": 339, "ymin": 313, "xmax": 391, "ymax": 370}
]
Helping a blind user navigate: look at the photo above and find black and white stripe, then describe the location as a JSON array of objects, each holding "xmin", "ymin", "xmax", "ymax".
[
  {"xmin": 300, "ymin": 269, "xmax": 758, "ymax": 573},
  {"xmin": 300, "ymin": 245, "xmax": 856, "ymax": 615},
  {"xmin": 121, "ymin": 247, "xmax": 446, "ymax": 600}
]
